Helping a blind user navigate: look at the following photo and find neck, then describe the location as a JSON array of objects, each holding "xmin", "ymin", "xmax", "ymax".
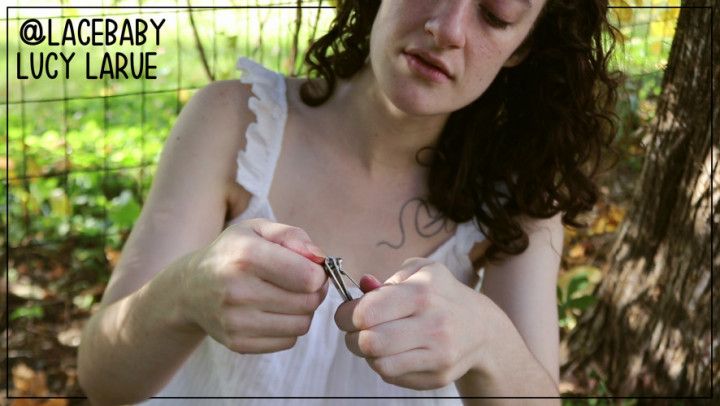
[{"xmin": 324, "ymin": 62, "xmax": 450, "ymax": 177}]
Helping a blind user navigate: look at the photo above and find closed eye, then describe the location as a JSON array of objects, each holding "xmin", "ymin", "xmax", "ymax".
[{"xmin": 479, "ymin": 6, "xmax": 511, "ymax": 30}]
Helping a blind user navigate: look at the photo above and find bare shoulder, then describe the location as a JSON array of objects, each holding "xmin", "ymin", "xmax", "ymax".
[
  {"xmin": 468, "ymin": 214, "xmax": 563, "ymax": 269},
  {"xmin": 183, "ymin": 79, "xmax": 255, "ymax": 153},
  {"xmin": 481, "ymin": 213, "xmax": 564, "ymax": 289},
  {"xmin": 518, "ymin": 213, "xmax": 564, "ymax": 239},
  {"xmin": 101, "ymin": 79, "xmax": 256, "ymax": 305},
  {"xmin": 182, "ymin": 80, "xmax": 257, "ymax": 183}
]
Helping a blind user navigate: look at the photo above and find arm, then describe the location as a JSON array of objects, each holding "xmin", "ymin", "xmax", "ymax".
[
  {"xmin": 456, "ymin": 213, "xmax": 563, "ymax": 404},
  {"xmin": 78, "ymin": 80, "xmax": 255, "ymax": 405}
]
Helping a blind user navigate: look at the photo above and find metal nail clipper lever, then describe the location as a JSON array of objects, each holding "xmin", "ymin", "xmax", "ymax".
[{"xmin": 323, "ymin": 257, "xmax": 361, "ymax": 302}]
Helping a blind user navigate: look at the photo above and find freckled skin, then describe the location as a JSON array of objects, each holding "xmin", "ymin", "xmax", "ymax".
[{"xmin": 368, "ymin": 0, "xmax": 545, "ymax": 116}]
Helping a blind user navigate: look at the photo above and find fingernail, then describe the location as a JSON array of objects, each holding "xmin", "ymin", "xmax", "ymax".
[
  {"xmin": 359, "ymin": 275, "xmax": 382, "ymax": 293},
  {"xmin": 304, "ymin": 243, "xmax": 326, "ymax": 264}
]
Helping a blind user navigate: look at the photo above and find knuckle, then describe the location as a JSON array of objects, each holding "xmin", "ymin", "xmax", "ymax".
[
  {"xmin": 356, "ymin": 296, "xmax": 383, "ymax": 328},
  {"xmin": 221, "ymin": 311, "xmax": 243, "ymax": 333},
  {"xmin": 373, "ymin": 358, "xmax": 397, "ymax": 378},
  {"xmin": 435, "ymin": 371, "xmax": 452, "ymax": 387},
  {"xmin": 412, "ymin": 284, "xmax": 432, "ymax": 311},
  {"xmin": 282, "ymin": 337, "xmax": 298, "ymax": 350},
  {"xmin": 357, "ymin": 331, "xmax": 379, "ymax": 356},
  {"xmin": 233, "ymin": 244, "xmax": 255, "ymax": 271},
  {"xmin": 353, "ymin": 303, "xmax": 371, "ymax": 329},
  {"xmin": 429, "ymin": 315, "xmax": 451, "ymax": 344},
  {"xmin": 306, "ymin": 267, "xmax": 325, "ymax": 292},
  {"xmin": 227, "ymin": 336, "xmax": 246, "ymax": 353},
  {"xmin": 302, "ymin": 292, "xmax": 322, "ymax": 313},
  {"xmin": 380, "ymin": 373, "xmax": 400, "ymax": 387},
  {"xmin": 295, "ymin": 316, "xmax": 312, "ymax": 336},
  {"xmin": 284, "ymin": 226, "xmax": 310, "ymax": 242},
  {"xmin": 298, "ymin": 269, "xmax": 317, "ymax": 293},
  {"xmin": 224, "ymin": 284, "xmax": 249, "ymax": 306}
]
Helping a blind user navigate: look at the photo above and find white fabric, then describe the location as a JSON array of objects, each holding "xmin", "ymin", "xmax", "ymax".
[{"xmin": 139, "ymin": 57, "xmax": 487, "ymax": 405}]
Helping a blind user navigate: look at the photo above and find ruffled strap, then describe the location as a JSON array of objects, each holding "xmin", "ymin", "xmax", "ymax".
[
  {"xmin": 234, "ymin": 57, "xmax": 288, "ymax": 199},
  {"xmin": 453, "ymin": 219, "xmax": 488, "ymax": 291}
]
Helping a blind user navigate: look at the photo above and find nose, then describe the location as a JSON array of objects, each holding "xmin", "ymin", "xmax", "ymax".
[{"xmin": 424, "ymin": 0, "xmax": 470, "ymax": 49}]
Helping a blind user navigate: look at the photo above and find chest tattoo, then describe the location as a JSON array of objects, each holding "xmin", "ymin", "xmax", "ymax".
[{"xmin": 377, "ymin": 197, "xmax": 453, "ymax": 250}]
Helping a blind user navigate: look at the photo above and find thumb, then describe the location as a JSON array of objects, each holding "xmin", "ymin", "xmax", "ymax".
[{"xmin": 384, "ymin": 257, "xmax": 434, "ymax": 285}]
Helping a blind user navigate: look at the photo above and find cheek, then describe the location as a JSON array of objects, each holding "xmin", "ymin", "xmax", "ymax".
[{"xmin": 460, "ymin": 43, "xmax": 509, "ymax": 98}]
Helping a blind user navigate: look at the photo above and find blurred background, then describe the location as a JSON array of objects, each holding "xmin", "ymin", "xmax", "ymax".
[{"xmin": 2, "ymin": 0, "xmax": 716, "ymax": 404}]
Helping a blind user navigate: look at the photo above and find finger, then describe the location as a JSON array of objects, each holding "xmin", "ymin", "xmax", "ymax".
[
  {"xmin": 344, "ymin": 317, "xmax": 425, "ymax": 358},
  {"xmin": 359, "ymin": 274, "xmax": 382, "ymax": 293},
  {"xmin": 334, "ymin": 283, "xmax": 421, "ymax": 331},
  {"xmin": 367, "ymin": 349, "xmax": 453, "ymax": 382},
  {"xmin": 244, "ymin": 237, "xmax": 327, "ymax": 293},
  {"xmin": 225, "ymin": 276, "xmax": 328, "ymax": 315},
  {"xmin": 248, "ymin": 219, "xmax": 326, "ymax": 263},
  {"xmin": 384, "ymin": 257, "xmax": 434, "ymax": 285},
  {"xmin": 334, "ymin": 297, "xmax": 361, "ymax": 332},
  {"xmin": 376, "ymin": 369, "xmax": 456, "ymax": 391},
  {"xmin": 224, "ymin": 309, "xmax": 314, "ymax": 338},
  {"xmin": 226, "ymin": 336, "xmax": 298, "ymax": 354}
]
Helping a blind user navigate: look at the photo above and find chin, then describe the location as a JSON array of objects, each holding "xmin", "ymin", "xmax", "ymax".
[
  {"xmin": 395, "ymin": 91, "xmax": 460, "ymax": 117},
  {"xmin": 380, "ymin": 79, "xmax": 446, "ymax": 116}
]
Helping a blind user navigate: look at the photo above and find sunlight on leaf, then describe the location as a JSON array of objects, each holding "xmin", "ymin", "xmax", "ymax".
[
  {"xmin": 10, "ymin": 305, "xmax": 44, "ymax": 321},
  {"xmin": 49, "ymin": 188, "xmax": 72, "ymax": 218},
  {"xmin": 73, "ymin": 294, "xmax": 95, "ymax": 311},
  {"xmin": 108, "ymin": 190, "xmax": 141, "ymax": 230}
]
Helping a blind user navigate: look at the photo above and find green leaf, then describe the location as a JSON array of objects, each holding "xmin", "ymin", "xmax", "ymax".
[
  {"xmin": 568, "ymin": 274, "xmax": 590, "ymax": 297},
  {"xmin": 108, "ymin": 190, "xmax": 141, "ymax": 230},
  {"xmin": 11, "ymin": 305, "xmax": 44, "ymax": 321},
  {"xmin": 73, "ymin": 294, "xmax": 95, "ymax": 311},
  {"xmin": 566, "ymin": 295, "xmax": 598, "ymax": 311}
]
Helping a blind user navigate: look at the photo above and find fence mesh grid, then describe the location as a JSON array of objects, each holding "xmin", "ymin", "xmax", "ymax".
[{"xmin": 2, "ymin": 0, "xmax": 681, "ymax": 397}]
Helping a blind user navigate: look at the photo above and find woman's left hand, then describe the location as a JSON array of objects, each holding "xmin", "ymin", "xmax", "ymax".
[{"xmin": 334, "ymin": 258, "xmax": 491, "ymax": 390}]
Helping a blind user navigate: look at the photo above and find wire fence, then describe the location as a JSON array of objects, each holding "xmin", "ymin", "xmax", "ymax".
[
  {"xmin": 2, "ymin": 0, "xmax": 681, "ymax": 397},
  {"xmin": 4, "ymin": 1, "xmax": 334, "ymax": 257}
]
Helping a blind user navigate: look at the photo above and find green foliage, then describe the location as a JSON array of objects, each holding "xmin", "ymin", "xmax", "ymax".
[
  {"xmin": 557, "ymin": 265, "xmax": 602, "ymax": 330},
  {"xmin": 11, "ymin": 304, "xmax": 45, "ymax": 321},
  {"xmin": 73, "ymin": 294, "xmax": 95, "ymax": 311},
  {"xmin": 108, "ymin": 190, "xmax": 141, "ymax": 230}
]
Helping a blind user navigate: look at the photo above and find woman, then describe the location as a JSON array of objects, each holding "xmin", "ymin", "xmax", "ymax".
[{"xmin": 77, "ymin": 0, "xmax": 619, "ymax": 404}]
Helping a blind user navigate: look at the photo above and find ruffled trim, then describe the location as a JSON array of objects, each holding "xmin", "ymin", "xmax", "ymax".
[
  {"xmin": 453, "ymin": 219, "xmax": 487, "ymax": 291},
  {"xmin": 234, "ymin": 57, "xmax": 288, "ymax": 198}
]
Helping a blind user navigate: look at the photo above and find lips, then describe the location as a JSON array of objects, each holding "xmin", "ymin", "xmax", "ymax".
[{"xmin": 404, "ymin": 49, "xmax": 453, "ymax": 79}]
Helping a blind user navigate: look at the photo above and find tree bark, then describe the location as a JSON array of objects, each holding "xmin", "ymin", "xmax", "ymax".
[{"xmin": 561, "ymin": 3, "xmax": 719, "ymax": 399}]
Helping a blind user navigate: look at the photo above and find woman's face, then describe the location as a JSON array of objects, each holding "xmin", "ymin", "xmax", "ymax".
[{"xmin": 369, "ymin": 0, "xmax": 547, "ymax": 116}]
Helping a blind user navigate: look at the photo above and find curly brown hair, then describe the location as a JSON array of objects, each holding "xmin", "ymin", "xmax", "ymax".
[{"xmin": 299, "ymin": 0, "xmax": 621, "ymax": 262}]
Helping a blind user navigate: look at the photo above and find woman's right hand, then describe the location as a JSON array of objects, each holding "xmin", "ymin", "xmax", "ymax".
[{"xmin": 177, "ymin": 218, "xmax": 329, "ymax": 354}]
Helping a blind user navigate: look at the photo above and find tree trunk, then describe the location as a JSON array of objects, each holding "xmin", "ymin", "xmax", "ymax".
[{"xmin": 561, "ymin": 3, "xmax": 719, "ymax": 399}]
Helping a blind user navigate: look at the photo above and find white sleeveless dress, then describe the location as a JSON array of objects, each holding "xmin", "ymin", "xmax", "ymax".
[{"xmin": 139, "ymin": 57, "xmax": 488, "ymax": 405}]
